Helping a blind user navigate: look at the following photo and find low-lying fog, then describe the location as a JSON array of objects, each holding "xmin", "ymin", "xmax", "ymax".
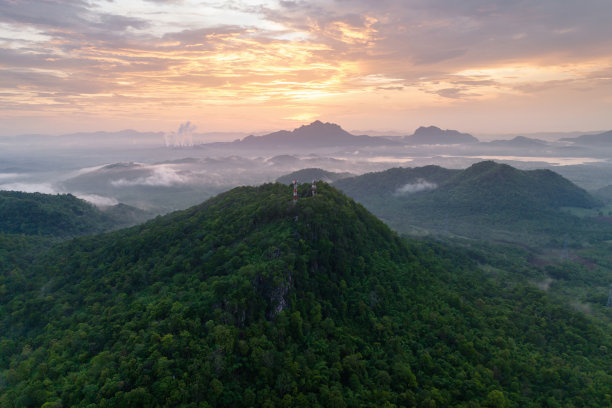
[{"xmin": 2, "ymin": 130, "xmax": 612, "ymax": 214}]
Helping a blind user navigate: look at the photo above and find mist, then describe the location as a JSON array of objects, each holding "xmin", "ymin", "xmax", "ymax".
[
  {"xmin": 395, "ymin": 180, "xmax": 438, "ymax": 195},
  {"xmin": 2, "ymin": 122, "xmax": 612, "ymax": 215}
]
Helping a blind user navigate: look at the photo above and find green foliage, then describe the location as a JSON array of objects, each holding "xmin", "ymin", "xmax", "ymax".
[
  {"xmin": 334, "ymin": 161, "xmax": 607, "ymax": 244},
  {"xmin": 593, "ymin": 184, "xmax": 612, "ymax": 204},
  {"xmin": 1, "ymin": 183, "xmax": 612, "ymax": 407},
  {"xmin": 439, "ymin": 161, "xmax": 600, "ymax": 210},
  {"xmin": 333, "ymin": 165, "xmax": 456, "ymax": 199},
  {"xmin": 0, "ymin": 191, "xmax": 149, "ymax": 237},
  {"xmin": 276, "ymin": 168, "xmax": 353, "ymax": 184}
]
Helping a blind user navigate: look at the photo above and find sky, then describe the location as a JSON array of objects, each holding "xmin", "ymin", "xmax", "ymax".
[{"xmin": 1, "ymin": 0, "xmax": 612, "ymax": 137}]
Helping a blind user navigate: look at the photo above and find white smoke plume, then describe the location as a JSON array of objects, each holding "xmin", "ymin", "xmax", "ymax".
[
  {"xmin": 164, "ymin": 121, "xmax": 196, "ymax": 147},
  {"xmin": 395, "ymin": 179, "xmax": 438, "ymax": 195}
]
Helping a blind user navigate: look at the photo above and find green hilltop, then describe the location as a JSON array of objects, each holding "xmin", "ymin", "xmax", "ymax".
[
  {"xmin": 436, "ymin": 161, "xmax": 599, "ymax": 211},
  {"xmin": 1, "ymin": 183, "xmax": 612, "ymax": 407},
  {"xmin": 0, "ymin": 191, "xmax": 151, "ymax": 237},
  {"xmin": 275, "ymin": 168, "xmax": 353, "ymax": 185},
  {"xmin": 333, "ymin": 161, "xmax": 604, "ymax": 243},
  {"xmin": 333, "ymin": 165, "xmax": 456, "ymax": 198}
]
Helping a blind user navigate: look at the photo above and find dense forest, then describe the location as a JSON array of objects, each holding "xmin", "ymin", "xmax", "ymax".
[
  {"xmin": 0, "ymin": 191, "xmax": 150, "ymax": 237},
  {"xmin": 333, "ymin": 161, "xmax": 608, "ymax": 244},
  {"xmin": 276, "ymin": 168, "xmax": 353, "ymax": 185},
  {"xmin": 1, "ymin": 182, "xmax": 612, "ymax": 407}
]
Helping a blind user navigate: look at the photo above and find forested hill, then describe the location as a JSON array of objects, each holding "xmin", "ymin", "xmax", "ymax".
[
  {"xmin": 333, "ymin": 165, "xmax": 457, "ymax": 198},
  {"xmin": 438, "ymin": 161, "xmax": 599, "ymax": 210},
  {"xmin": 334, "ymin": 161, "xmax": 599, "ymax": 211},
  {"xmin": 276, "ymin": 168, "xmax": 353, "ymax": 184},
  {"xmin": 0, "ymin": 191, "xmax": 150, "ymax": 237},
  {"xmin": 1, "ymin": 183, "xmax": 612, "ymax": 407},
  {"xmin": 333, "ymin": 161, "xmax": 603, "ymax": 242}
]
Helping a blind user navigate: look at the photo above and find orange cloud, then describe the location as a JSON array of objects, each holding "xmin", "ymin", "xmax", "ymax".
[{"xmin": 1, "ymin": 0, "xmax": 612, "ymax": 135}]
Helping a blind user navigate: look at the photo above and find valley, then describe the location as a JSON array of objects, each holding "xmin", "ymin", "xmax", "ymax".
[
  {"xmin": 4, "ymin": 1, "xmax": 612, "ymax": 405},
  {"xmin": 2, "ymin": 122, "xmax": 612, "ymax": 407}
]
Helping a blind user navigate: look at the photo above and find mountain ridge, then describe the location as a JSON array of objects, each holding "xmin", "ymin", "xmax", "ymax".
[
  {"xmin": 404, "ymin": 125, "xmax": 479, "ymax": 144},
  {"xmin": 439, "ymin": 161, "xmax": 599, "ymax": 209},
  {"xmin": 0, "ymin": 190, "xmax": 150, "ymax": 237},
  {"xmin": 235, "ymin": 120, "xmax": 399, "ymax": 148},
  {"xmin": 2, "ymin": 182, "xmax": 612, "ymax": 406},
  {"xmin": 333, "ymin": 161, "xmax": 602, "ymax": 241},
  {"xmin": 275, "ymin": 168, "xmax": 354, "ymax": 184},
  {"xmin": 560, "ymin": 129, "xmax": 612, "ymax": 145},
  {"xmin": 481, "ymin": 135, "xmax": 549, "ymax": 148}
]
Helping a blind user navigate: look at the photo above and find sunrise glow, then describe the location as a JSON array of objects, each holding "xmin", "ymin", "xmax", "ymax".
[{"xmin": 1, "ymin": 0, "xmax": 611, "ymax": 136}]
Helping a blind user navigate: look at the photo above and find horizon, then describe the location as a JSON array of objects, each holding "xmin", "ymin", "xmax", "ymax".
[
  {"xmin": 1, "ymin": 118, "xmax": 609, "ymax": 143},
  {"xmin": 1, "ymin": 1, "xmax": 611, "ymax": 138}
]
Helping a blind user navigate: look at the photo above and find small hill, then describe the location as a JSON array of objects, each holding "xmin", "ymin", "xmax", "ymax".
[
  {"xmin": 266, "ymin": 155, "xmax": 299, "ymax": 166},
  {"xmin": 334, "ymin": 161, "xmax": 602, "ymax": 242},
  {"xmin": 2, "ymin": 183, "xmax": 612, "ymax": 407},
  {"xmin": 437, "ymin": 161, "xmax": 599, "ymax": 211},
  {"xmin": 237, "ymin": 120, "xmax": 398, "ymax": 148},
  {"xmin": 100, "ymin": 202, "xmax": 154, "ymax": 227},
  {"xmin": 593, "ymin": 184, "xmax": 612, "ymax": 204},
  {"xmin": 403, "ymin": 125, "xmax": 478, "ymax": 145},
  {"xmin": 560, "ymin": 130, "xmax": 612, "ymax": 145},
  {"xmin": 0, "ymin": 190, "xmax": 149, "ymax": 237},
  {"xmin": 276, "ymin": 168, "xmax": 353, "ymax": 184},
  {"xmin": 333, "ymin": 165, "xmax": 458, "ymax": 198},
  {"xmin": 483, "ymin": 135, "xmax": 548, "ymax": 148}
]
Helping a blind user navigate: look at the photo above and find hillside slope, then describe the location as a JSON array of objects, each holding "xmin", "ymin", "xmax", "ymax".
[
  {"xmin": 0, "ymin": 191, "xmax": 150, "ymax": 237},
  {"xmin": 1, "ymin": 183, "xmax": 611, "ymax": 407},
  {"xmin": 334, "ymin": 161, "xmax": 603, "ymax": 242},
  {"xmin": 333, "ymin": 165, "xmax": 457, "ymax": 198},
  {"xmin": 429, "ymin": 161, "xmax": 599, "ymax": 213},
  {"xmin": 237, "ymin": 120, "xmax": 397, "ymax": 148},
  {"xmin": 404, "ymin": 125, "xmax": 478, "ymax": 144},
  {"xmin": 276, "ymin": 168, "xmax": 353, "ymax": 184},
  {"xmin": 561, "ymin": 129, "xmax": 612, "ymax": 145}
]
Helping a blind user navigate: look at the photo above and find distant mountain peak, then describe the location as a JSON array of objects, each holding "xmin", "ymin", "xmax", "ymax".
[
  {"xmin": 293, "ymin": 120, "xmax": 351, "ymax": 137},
  {"xmin": 484, "ymin": 135, "xmax": 548, "ymax": 147},
  {"xmin": 467, "ymin": 160, "xmax": 507, "ymax": 171},
  {"xmin": 406, "ymin": 125, "xmax": 478, "ymax": 144},
  {"xmin": 303, "ymin": 119, "xmax": 325, "ymax": 127},
  {"xmin": 414, "ymin": 125, "xmax": 443, "ymax": 133},
  {"xmin": 510, "ymin": 136, "xmax": 547, "ymax": 145},
  {"xmin": 236, "ymin": 120, "xmax": 397, "ymax": 148},
  {"xmin": 276, "ymin": 168, "xmax": 354, "ymax": 184},
  {"xmin": 560, "ymin": 130, "xmax": 612, "ymax": 145}
]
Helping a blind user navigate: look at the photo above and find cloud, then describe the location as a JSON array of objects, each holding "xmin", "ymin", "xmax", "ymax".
[
  {"xmin": 0, "ymin": 173, "xmax": 22, "ymax": 181},
  {"xmin": 0, "ymin": 0, "xmax": 148, "ymax": 36},
  {"xmin": 434, "ymin": 88, "xmax": 480, "ymax": 99},
  {"xmin": 279, "ymin": 1, "xmax": 300, "ymax": 8},
  {"xmin": 74, "ymin": 193, "xmax": 119, "ymax": 207},
  {"xmin": 376, "ymin": 86, "xmax": 403, "ymax": 91},
  {"xmin": 110, "ymin": 165, "xmax": 189, "ymax": 187},
  {"xmin": 0, "ymin": 182, "xmax": 58, "ymax": 194},
  {"xmin": 0, "ymin": 0, "xmax": 91, "ymax": 30},
  {"xmin": 394, "ymin": 180, "xmax": 437, "ymax": 195},
  {"xmin": 2, "ymin": 0, "xmax": 612, "ymax": 134}
]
